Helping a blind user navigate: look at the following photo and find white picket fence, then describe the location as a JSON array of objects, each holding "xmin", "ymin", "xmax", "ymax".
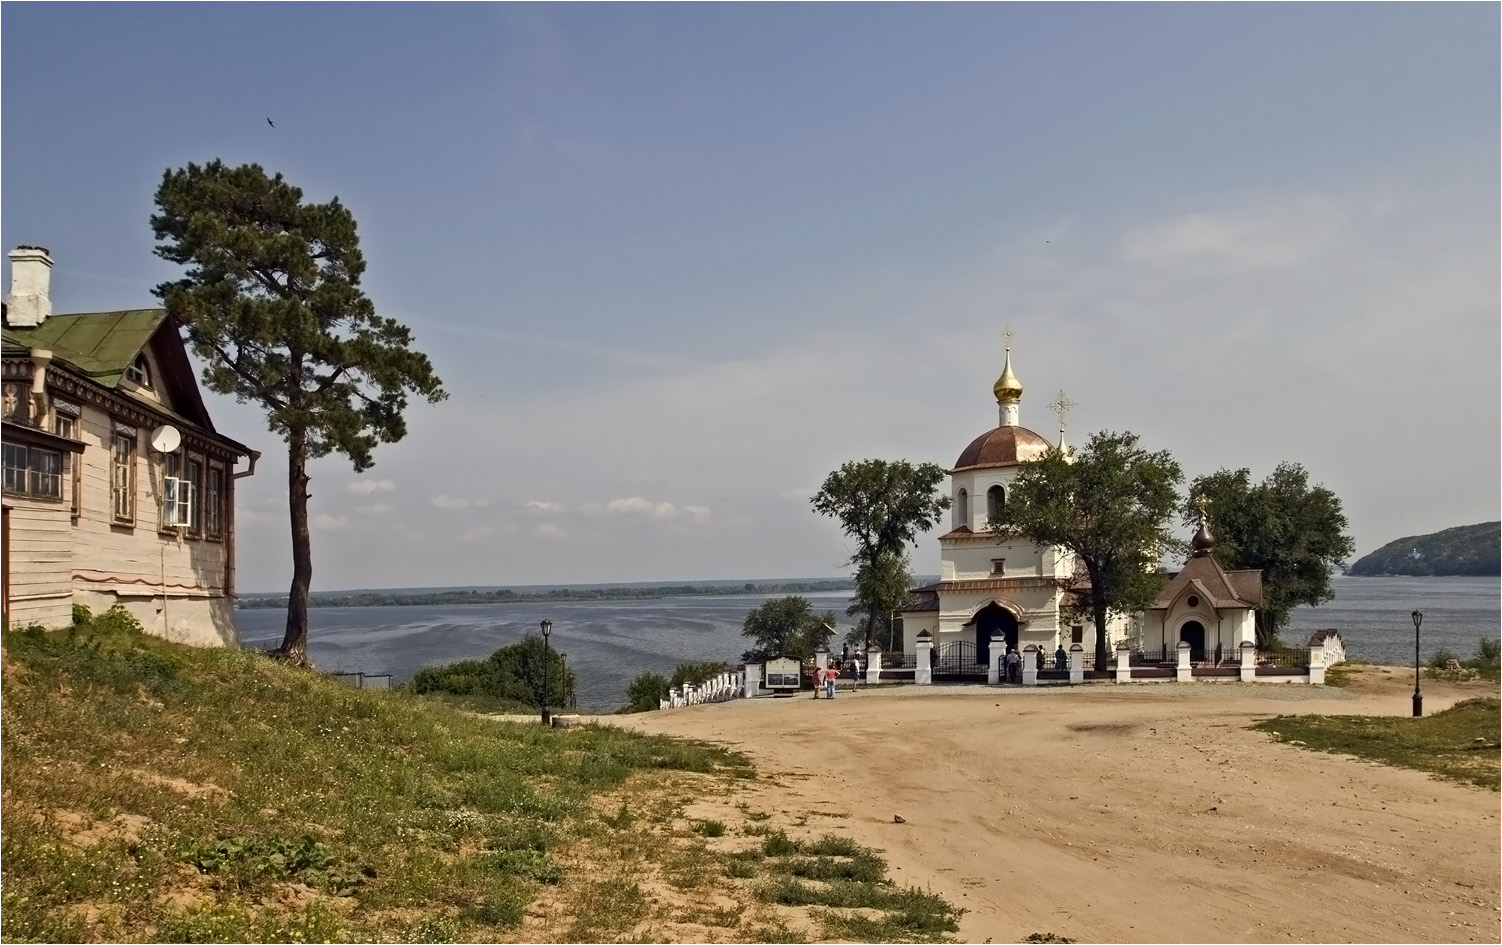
[{"xmin": 658, "ymin": 670, "xmax": 744, "ymax": 709}]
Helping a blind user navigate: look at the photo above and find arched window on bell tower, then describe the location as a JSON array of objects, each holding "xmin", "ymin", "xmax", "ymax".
[
  {"xmin": 986, "ymin": 484, "xmax": 1005, "ymax": 520},
  {"xmin": 956, "ymin": 488, "xmax": 969, "ymax": 529}
]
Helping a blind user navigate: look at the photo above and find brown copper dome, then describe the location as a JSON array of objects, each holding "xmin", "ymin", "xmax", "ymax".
[{"xmin": 952, "ymin": 425, "xmax": 1053, "ymax": 471}]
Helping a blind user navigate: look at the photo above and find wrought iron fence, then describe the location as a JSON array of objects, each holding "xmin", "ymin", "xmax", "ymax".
[
  {"xmin": 1257, "ymin": 647, "xmax": 1311, "ymax": 669},
  {"xmin": 887, "ymin": 652, "xmax": 919, "ymax": 669}
]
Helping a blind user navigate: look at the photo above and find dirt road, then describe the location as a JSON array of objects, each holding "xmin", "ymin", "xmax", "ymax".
[{"xmin": 610, "ymin": 670, "xmax": 1499, "ymax": 943}]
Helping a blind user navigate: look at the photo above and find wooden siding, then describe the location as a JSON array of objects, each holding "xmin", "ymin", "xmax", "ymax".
[{"xmin": 2, "ymin": 495, "xmax": 73, "ymax": 625}]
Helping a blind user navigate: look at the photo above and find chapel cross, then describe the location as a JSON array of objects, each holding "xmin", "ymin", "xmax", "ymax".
[
  {"xmin": 1002, "ymin": 325, "xmax": 1015, "ymax": 351},
  {"xmin": 1048, "ymin": 389, "xmax": 1077, "ymax": 435}
]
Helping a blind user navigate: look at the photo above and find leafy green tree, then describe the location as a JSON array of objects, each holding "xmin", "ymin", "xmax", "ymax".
[
  {"xmin": 151, "ymin": 160, "xmax": 447, "ymax": 662},
  {"xmin": 740, "ymin": 596, "xmax": 835, "ymax": 664},
  {"xmin": 994, "ymin": 431, "xmax": 1182, "ymax": 668},
  {"xmin": 1185, "ymin": 463, "xmax": 1355, "ymax": 643},
  {"xmin": 811, "ymin": 460, "xmax": 950, "ymax": 647},
  {"xmin": 623, "ymin": 671, "xmax": 671, "ymax": 713},
  {"xmin": 411, "ymin": 635, "xmax": 574, "ymax": 711},
  {"xmin": 845, "ymin": 551, "xmax": 912, "ymax": 652}
]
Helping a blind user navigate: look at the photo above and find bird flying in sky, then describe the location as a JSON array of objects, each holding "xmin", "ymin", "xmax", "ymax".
[{"xmin": 266, "ymin": 117, "xmax": 275, "ymax": 128}]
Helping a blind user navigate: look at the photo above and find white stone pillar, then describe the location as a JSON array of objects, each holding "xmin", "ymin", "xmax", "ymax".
[
  {"xmin": 1115, "ymin": 641, "xmax": 1132, "ymax": 683},
  {"xmin": 1239, "ymin": 641, "xmax": 1256, "ymax": 682},
  {"xmin": 815, "ymin": 649, "xmax": 829, "ymax": 674},
  {"xmin": 1069, "ymin": 643, "xmax": 1085, "ymax": 685},
  {"xmin": 744, "ymin": 663, "xmax": 762, "ymax": 697},
  {"xmin": 1022, "ymin": 645, "xmax": 1039, "ymax": 686},
  {"xmin": 989, "ymin": 636, "xmax": 1006, "ymax": 685},
  {"xmin": 866, "ymin": 645, "xmax": 882, "ymax": 685},
  {"xmin": 1309, "ymin": 644, "xmax": 1326, "ymax": 685},
  {"xmin": 1176, "ymin": 641, "xmax": 1192, "ymax": 682},
  {"xmin": 915, "ymin": 633, "xmax": 933, "ymax": 685}
]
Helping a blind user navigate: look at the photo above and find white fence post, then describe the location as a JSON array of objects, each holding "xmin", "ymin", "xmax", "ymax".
[
  {"xmin": 1069, "ymin": 643, "xmax": 1085, "ymax": 685},
  {"xmin": 915, "ymin": 632, "xmax": 934, "ymax": 685},
  {"xmin": 1176, "ymin": 641, "xmax": 1192, "ymax": 682},
  {"xmin": 1239, "ymin": 641, "xmax": 1257, "ymax": 682},
  {"xmin": 1115, "ymin": 641, "xmax": 1132, "ymax": 683},
  {"xmin": 1309, "ymin": 644, "xmax": 1326, "ymax": 685},
  {"xmin": 744, "ymin": 663, "xmax": 762, "ymax": 698},
  {"xmin": 866, "ymin": 644, "xmax": 882, "ymax": 685},
  {"xmin": 1022, "ymin": 645, "xmax": 1039, "ymax": 686},
  {"xmin": 989, "ymin": 636, "xmax": 1005, "ymax": 685}
]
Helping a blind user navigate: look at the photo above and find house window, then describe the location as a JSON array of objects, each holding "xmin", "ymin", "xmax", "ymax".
[
  {"xmin": 205, "ymin": 463, "xmax": 225, "ymax": 539},
  {"xmin": 52, "ymin": 404, "xmax": 81, "ymax": 518},
  {"xmin": 186, "ymin": 455, "xmax": 204, "ymax": 537},
  {"xmin": 986, "ymin": 484, "xmax": 1005, "ymax": 519},
  {"xmin": 1, "ymin": 442, "xmax": 63, "ymax": 499},
  {"xmin": 1071, "ymin": 625, "xmax": 1084, "ymax": 645},
  {"xmin": 112, "ymin": 431, "xmax": 137, "ymax": 523},
  {"xmin": 125, "ymin": 355, "xmax": 151, "ymax": 388},
  {"xmin": 991, "ymin": 558, "xmax": 1006, "ymax": 575}
]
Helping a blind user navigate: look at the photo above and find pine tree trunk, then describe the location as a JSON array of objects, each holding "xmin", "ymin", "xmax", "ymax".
[
  {"xmin": 278, "ymin": 428, "xmax": 312, "ymax": 664},
  {"xmin": 1093, "ymin": 598, "xmax": 1109, "ymax": 670}
]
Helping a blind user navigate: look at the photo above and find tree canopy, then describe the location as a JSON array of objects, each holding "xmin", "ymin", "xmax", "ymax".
[
  {"xmin": 410, "ymin": 635, "xmax": 575, "ymax": 712},
  {"xmin": 151, "ymin": 160, "xmax": 446, "ymax": 661},
  {"xmin": 993, "ymin": 431, "xmax": 1182, "ymax": 667},
  {"xmin": 811, "ymin": 459, "xmax": 950, "ymax": 647},
  {"xmin": 1186, "ymin": 463, "xmax": 1355, "ymax": 641},
  {"xmin": 740, "ymin": 596, "xmax": 836, "ymax": 664}
]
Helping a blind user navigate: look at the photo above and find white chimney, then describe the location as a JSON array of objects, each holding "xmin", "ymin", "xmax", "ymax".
[{"xmin": 6, "ymin": 246, "xmax": 54, "ymax": 328}]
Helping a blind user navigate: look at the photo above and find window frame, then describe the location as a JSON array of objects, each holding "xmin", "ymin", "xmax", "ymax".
[
  {"xmin": 112, "ymin": 428, "xmax": 138, "ymax": 525},
  {"xmin": 204, "ymin": 461, "xmax": 226, "ymax": 540},
  {"xmin": 124, "ymin": 355, "xmax": 152, "ymax": 388},
  {"xmin": 990, "ymin": 558, "xmax": 1006, "ymax": 576},
  {"xmin": 186, "ymin": 453, "xmax": 205, "ymax": 538},
  {"xmin": 1, "ymin": 441, "xmax": 64, "ymax": 500},
  {"xmin": 52, "ymin": 401, "xmax": 81, "ymax": 519}
]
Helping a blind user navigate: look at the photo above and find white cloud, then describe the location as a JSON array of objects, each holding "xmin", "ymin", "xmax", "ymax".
[
  {"xmin": 357, "ymin": 502, "xmax": 393, "ymax": 516},
  {"xmin": 459, "ymin": 525, "xmax": 494, "ymax": 541},
  {"xmin": 607, "ymin": 496, "xmax": 655, "ymax": 515},
  {"xmin": 345, "ymin": 478, "xmax": 396, "ymax": 496},
  {"xmin": 1120, "ymin": 200, "xmax": 1343, "ymax": 273},
  {"xmin": 535, "ymin": 522, "xmax": 568, "ymax": 540},
  {"xmin": 606, "ymin": 496, "xmax": 711, "ymax": 524},
  {"xmin": 314, "ymin": 514, "xmax": 352, "ymax": 531},
  {"xmin": 237, "ymin": 507, "xmax": 276, "ymax": 525},
  {"xmin": 524, "ymin": 499, "xmax": 565, "ymax": 513},
  {"xmin": 432, "ymin": 494, "xmax": 471, "ymax": 509}
]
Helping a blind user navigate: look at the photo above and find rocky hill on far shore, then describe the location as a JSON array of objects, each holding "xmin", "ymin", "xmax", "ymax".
[{"xmin": 1348, "ymin": 522, "xmax": 1500, "ymax": 577}]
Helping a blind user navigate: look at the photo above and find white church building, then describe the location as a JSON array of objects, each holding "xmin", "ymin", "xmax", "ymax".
[{"xmin": 895, "ymin": 340, "xmax": 1262, "ymax": 676}]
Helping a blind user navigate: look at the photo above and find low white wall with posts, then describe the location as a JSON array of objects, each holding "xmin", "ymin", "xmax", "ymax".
[{"xmin": 658, "ymin": 671, "xmax": 745, "ymax": 710}]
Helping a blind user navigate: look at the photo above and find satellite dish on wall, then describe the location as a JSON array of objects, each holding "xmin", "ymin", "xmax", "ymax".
[{"xmin": 149, "ymin": 424, "xmax": 181, "ymax": 454}]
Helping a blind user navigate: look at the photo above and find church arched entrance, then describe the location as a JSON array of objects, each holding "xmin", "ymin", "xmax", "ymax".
[
  {"xmin": 974, "ymin": 603, "xmax": 1019, "ymax": 668},
  {"xmin": 1179, "ymin": 620, "xmax": 1206, "ymax": 662}
]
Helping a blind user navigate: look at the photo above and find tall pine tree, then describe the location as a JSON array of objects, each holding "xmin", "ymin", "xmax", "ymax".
[{"xmin": 152, "ymin": 160, "xmax": 447, "ymax": 661}]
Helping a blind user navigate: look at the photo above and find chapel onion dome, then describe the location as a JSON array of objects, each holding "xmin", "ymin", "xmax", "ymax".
[
  {"xmin": 1190, "ymin": 520, "xmax": 1215, "ymax": 558},
  {"xmin": 951, "ymin": 425, "xmax": 1053, "ymax": 472},
  {"xmin": 993, "ymin": 348, "xmax": 1023, "ymax": 404}
]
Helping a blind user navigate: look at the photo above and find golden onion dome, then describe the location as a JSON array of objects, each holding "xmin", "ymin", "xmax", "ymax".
[{"xmin": 993, "ymin": 348, "xmax": 1023, "ymax": 404}]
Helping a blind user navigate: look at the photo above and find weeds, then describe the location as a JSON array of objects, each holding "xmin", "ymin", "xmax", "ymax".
[{"xmin": 1252, "ymin": 697, "xmax": 1500, "ymax": 790}]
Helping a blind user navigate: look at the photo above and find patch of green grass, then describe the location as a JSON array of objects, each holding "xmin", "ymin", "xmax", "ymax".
[
  {"xmin": 692, "ymin": 818, "xmax": 726, "ymax": 837},
  {"xmin": 0, "ymin": 620, "xmax": 752, "ymax": 943},
  {"xmin": 745, "ymin": 833, "xmax": 962, "ymax": 941},
  {"xmin": 1251, "ymin": 697, "xmax": 1500, "ymax": 791}
]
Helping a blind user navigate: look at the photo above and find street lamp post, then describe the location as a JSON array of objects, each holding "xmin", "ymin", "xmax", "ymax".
[
  {"xmin": 540, "ymin": 619, "xmax": 553, "ymax": 727},
  {"xmin": 1411, "ymin": 610, "xmax": 1423, "ymax": 718}
]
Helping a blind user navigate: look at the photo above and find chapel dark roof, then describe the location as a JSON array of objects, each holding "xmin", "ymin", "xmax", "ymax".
[{"xmin": 952, "ymin": 425, "xmax": 1052, "ymax": 472}]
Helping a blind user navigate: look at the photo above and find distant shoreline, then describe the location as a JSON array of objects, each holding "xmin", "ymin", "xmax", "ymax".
[{"xmin": 236, "ymin": 579, "xmax": 861, "ymax": 610}]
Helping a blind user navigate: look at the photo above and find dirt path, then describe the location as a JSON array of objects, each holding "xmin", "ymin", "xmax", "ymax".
[{"xmin": 609, "ymin": 671, "xmax": 1499, "ymax": 943}]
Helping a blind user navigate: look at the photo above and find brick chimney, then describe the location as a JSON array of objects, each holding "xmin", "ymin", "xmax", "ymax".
[{"xmin": 5, "ymin": 246, "xmax": 54, "ymax": 328}]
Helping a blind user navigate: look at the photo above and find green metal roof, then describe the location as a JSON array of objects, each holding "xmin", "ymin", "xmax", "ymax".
[{"xmin": 1, "ymin": 309, "xmax": 167, "ymax": 387}]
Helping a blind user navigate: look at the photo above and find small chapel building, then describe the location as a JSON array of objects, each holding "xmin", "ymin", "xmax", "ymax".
[{"xmin": 895, "ymin": 339, "xmax": 1262, "ymax": 675}]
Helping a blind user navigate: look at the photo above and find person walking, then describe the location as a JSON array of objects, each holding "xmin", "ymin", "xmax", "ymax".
[
  {"xmin": 813, "ymin": 664, "xmax": 825, "ymax": 699},
  {"xmin": 1005, "ymin": 647, "xmax": 1020, "ymax": 684}
]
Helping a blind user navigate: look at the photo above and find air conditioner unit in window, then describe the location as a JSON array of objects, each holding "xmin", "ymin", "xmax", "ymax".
[{"xmin": 163, "ymin": 476, "xmax": 194, "ymax": 528}]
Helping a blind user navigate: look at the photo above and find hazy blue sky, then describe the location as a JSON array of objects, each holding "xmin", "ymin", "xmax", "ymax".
[{"xmin": 4, "ymin": 4, "xmax": 1497, "ymax": 592}]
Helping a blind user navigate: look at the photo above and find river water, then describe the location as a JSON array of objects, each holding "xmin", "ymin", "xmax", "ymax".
[{"xmin": 235, "ymin": 576, "xmax": 1498, "ymax": 712}]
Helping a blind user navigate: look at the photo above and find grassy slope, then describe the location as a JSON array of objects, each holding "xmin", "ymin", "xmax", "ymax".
[
  {"xmin": 1251, "ymin": 697, "xmax": 1501, "ymax": 791},
  {"xmin": 1, "ymin": 623, "xmax": 959, "ymax": 944}
]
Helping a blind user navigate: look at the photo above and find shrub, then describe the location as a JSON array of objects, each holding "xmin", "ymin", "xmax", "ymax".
[
  {"xmin": 71, "ymin": 603, "xmax": 92, "ymax": 626},
  {"xmin": 623, "ymin": 671, "xmax": 671, "ymax": 713}
]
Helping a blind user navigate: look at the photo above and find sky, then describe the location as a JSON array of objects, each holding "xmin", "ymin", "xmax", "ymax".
[{"xmin": 3, "ymin": 5, "xmax": 1498, "ymax": 593}]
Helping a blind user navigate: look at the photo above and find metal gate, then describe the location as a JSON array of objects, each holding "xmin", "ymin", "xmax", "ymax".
[{"xmin": 933, "ymin": 640, "xmax": 987, "ymax": 682}]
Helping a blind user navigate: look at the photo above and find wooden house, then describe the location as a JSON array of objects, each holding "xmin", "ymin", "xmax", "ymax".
[{"xmin": 1, "ymin": 247, "xmax": 257, "ymax": 644}]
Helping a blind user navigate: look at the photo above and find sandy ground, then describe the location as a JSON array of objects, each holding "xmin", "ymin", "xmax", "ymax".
[{"xmin": 608, "ymin": 669, "xmax": 1500, "ymax": 944}]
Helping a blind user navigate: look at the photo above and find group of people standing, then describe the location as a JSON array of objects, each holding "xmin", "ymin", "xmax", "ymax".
[
  {"xmin": 812, "ymin": 659, "xmax": 859, "ymax": 698},
  {"xmin": 999, "ymin": 643, "xmax": 1072, "ymax": 682}
]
